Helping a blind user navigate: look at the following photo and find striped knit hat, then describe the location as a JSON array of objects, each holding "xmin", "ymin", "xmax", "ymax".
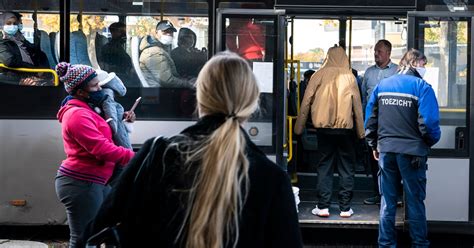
[{"xmin": 55, "ymin": 62, "xmax": 97, "ymax": 94}]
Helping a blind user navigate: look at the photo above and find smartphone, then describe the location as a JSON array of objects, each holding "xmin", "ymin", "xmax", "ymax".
[{"xmin": 129, "ymin": 97, "xmax": 142, "ymax": 112}]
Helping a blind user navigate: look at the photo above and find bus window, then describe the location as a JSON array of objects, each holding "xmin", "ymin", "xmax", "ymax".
[
  {"xmin": 126, "ymin": 16, "xmax": 207, "ymax": 89},
  {"xmin": 0, "ymin": 11, "xmax": 57, "ymax": 87},
  {"xmin": 126, "ymin": 16, "xmax": 208, "ymax": 119},
  {"xmin": 347, "ymin": 20, "xmax": 407, "ymax": 75},
  {"xmin": 421, "ymin": 18, "xmax": 467, "ymax": 152},
  {"xmin": 37, "ymin": 13, "xmax": 60, "ymax": 69},
  {"xmin": 291, "ymin": 19, "xmax": 340, "ymax": 80},
  {"xmin": 69, "ymin": 14, "xmax": 119, "ymax": 70}
]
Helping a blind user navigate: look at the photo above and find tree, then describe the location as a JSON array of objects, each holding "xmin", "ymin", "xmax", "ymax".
[
  {"xmin": 294, "ymin": 48, "xmax": 325, "ymax": 62},
  {"xmin": 38, "ymin": 14, "xmax": 60, "ymax": 33},
  {"xmin": 424, "ymin": 21, "xmax": 467, "ymax": 44}
]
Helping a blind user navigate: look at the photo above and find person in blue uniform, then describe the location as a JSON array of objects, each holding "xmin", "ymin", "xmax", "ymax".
[{"xmin": 365, "ymin": 48, "xmax": 441, "ymax": 247}]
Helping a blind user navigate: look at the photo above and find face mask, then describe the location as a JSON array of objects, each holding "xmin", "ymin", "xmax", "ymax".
[
  {"xmin": 415, "ymin": 67, "xmax": 426, "ymax": 78},
  {"xmin": 87, "ymin": 90, "xmax": 108, "ymax": 106},
  {"xmin": 159, "ymin": 34, "xmax": 173, "ymax": 45},
  {"xmin": 3, "ymin": 25, "xmax": 18, "ymax": 36},
  {"xmin": 18, "ymin": 24, "xmax": 23, "ymax": 32}
]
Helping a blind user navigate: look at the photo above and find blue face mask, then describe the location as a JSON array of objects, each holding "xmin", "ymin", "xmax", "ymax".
[
  {"xmin": 18, "ymin": 24, "xmax": 23, "ymax": 32},
  {"xmin": 3, "ymin": 25, "xmax": 18, "ymax": 36},
  {"xmin": 87, "ymin": 90, "xmax": 108, "ymax": 106}
]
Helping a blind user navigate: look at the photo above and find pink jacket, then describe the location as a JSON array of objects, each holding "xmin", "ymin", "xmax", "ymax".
[{"xmin": 57, "ymin": 99, "xmax": 134, "ymax": 185}]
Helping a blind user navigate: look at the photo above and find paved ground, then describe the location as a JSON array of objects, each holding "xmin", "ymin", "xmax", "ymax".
[
  {"xmin": 1, "ymin": 224, "xmax": 473, "ymax": 247},
  {"xmin": 0, "ymin": 240, "xmax": 48, "ymax": 247}
]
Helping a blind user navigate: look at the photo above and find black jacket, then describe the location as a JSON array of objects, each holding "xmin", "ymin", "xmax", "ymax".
[
  {"xmin": 100, "ymin": 39, "xmax": 141, "ymax": 87},
  {"xmin": 0, "ymin": 38, "xmax": 49, "ymax": 68},
  {"xmin": 0, "ymin": 38, "xmax": 50, "ymax": 85},
  {"xmin": 82, "ymin": 114, "xmax": 303, "ymax": 248},
  {"xmin": 170, "ymin": 46, "xmax": 207, "ymax": 78}
]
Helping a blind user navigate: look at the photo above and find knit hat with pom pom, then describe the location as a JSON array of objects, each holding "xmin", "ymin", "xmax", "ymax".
[{"xmin": 55, "ymin": 62, "xmax": 97, "ymax": 94}]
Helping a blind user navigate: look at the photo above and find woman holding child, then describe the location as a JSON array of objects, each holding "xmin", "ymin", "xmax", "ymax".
[{"xmin": 54, "ymin": 62, "xmax": 135, "ymax": 248}]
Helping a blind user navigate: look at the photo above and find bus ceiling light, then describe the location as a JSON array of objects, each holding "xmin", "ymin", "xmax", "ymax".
[
  {"xmin": 444, "ymin": 0, "xmax": 468, "ymax": 12},
  {"xmin": 132, "ymin": 1, "xmax": 144, "ymax": 6},
  {"xmin": 452, "ymin": 6, "xmax": 467, "ymax": 11}
]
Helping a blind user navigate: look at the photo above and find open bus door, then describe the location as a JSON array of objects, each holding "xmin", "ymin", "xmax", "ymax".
[
  {"xmin": 215, "ymin": 9, "xmax": 288, "ymax": 168},
  {"xmin": 407, "ymin": 11, "xmax": 473, "ymax": 231}
]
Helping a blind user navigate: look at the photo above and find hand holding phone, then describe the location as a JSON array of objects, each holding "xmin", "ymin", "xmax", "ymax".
[
  {"xmin": 123, "ymin": 97, "xmax": 141, "ymax": 122},
  {"xmin": 129, "ymin": 97, "xmax": 142, "ymax": 112}
]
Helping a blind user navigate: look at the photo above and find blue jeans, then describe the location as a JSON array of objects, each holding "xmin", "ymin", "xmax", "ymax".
[
  {"xmin": 55, "ymin": 174, "xmax": 111, "ymax": 248},
  {"xmin": 378, "ymin": 152, "xmax": 429, "ymax": 248}
]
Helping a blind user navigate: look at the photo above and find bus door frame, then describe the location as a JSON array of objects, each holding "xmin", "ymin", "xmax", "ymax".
[
  {"xmin": 408, "ymin": 11, "xmax": 474, "ymax": 226},
  {"xmin": 215, "ymin": 9, "xmax": 288, "ymax": 168}
]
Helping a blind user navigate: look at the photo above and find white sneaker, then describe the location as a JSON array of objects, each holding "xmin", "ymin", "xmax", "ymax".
[
  {"xmin": 340, "ymin": 208, "xmax": 354, "ymax": 218},
  {"xmin": 311, "ymin": 207, "xmax": 330, "ymax": 217}
]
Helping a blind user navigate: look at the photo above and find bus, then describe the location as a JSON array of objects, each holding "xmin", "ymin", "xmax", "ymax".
[{"xmin": 0, "ymin": 0, "xmax": 472, "ymax": 235}]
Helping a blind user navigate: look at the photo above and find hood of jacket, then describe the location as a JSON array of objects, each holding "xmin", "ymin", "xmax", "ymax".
[
  {"xmin": 294, "ymin": 46, "xmax": 365, "ymax": 138},
  {"xmin": 57, "ymin": 98, "xmax": 90, "ymax": 123},
  {"xmin": 322, "ymin": 46, "xmax": 350, "ymax": 69},
  {"xmin": 101, "ymin": 74, "xmax": 127, "ymax": 97},
  {"xmin": 139, "ymin": 35, "xmax": 169, "ymax": 54}
]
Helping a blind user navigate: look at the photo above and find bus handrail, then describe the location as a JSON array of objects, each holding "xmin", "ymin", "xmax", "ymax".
[
  {"xmin": 287, "ymin": 116, "xmax": 297, "ymax": 162},
  {"xmin": 0, "ymin": 63, "xmax": 59, "ymax": 86},
  {"xmin": 439, "ymin": 108, "xmax": 465, "ymax": 113}
]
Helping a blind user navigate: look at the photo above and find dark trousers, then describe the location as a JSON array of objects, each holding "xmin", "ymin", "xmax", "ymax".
[
  {"xmin": 378, "ymin": 153, "xmax": 429, "ymax": 247},
  {"xmin": 55, "ymin": 174, "xmax": 111, "ymax": 248},
  {"xmin": 316, "ymin": 131, "xmax": 356, "ymax": 211}
]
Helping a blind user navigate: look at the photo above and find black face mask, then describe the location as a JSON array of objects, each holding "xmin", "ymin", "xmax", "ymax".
[
  {"xmin": 119, "ymin": 35, "xmax": 127, "ymax": 43},
  {"xmin": 87, "ymin": 90, "xmax": 108, "ymax": 106}
]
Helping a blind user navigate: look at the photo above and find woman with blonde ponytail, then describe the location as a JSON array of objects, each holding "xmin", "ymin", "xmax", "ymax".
[{"xmin": 83, "ymin": 51, "xmax": 303, "ymax": 248}]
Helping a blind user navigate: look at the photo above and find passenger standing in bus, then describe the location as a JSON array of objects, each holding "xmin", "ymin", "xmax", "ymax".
[
  {"xmin": 0, "ymin": 12, "xmax": 50, "ymax": 85},
  {"xmin": 361, "ymin": 40, "xmax": 399, "ymax": 205},
  {"xmin": 139, "ymin": 20, "xmax": 193, "ymax": 88},
  {"xmin": 54, "ymin": 62, "xmax": 135, "ymax": 248},
  {"xmin": 226, "ymin": 18, "xmax": 265, "ymax": 61},
  {"xmin": 365, "ymin": 49, "xmax": 440, "ymax": 247},
  {"xmin": 294, "ymin": 46, "xmax": 365, "ymax": 218},
  {"xmin": 82, "ymin": 52, "xmax": 303, "ymax": 247},
  {"xmin": 170, "ymin": 27, "xmax": 207, "ymax": 78},
  {"xmin": 100, "ymin": 22, "xmax": 141, "ymax": 87}
]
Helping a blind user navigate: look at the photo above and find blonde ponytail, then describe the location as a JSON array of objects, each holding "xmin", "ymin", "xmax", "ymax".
[{"xmin": 178, "ymin": 52, "xmax": 260, "ymax": 248}]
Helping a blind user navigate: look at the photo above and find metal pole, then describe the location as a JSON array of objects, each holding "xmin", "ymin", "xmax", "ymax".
[
  {"xmin": 349, "ymin": 17, "xmax": 352, "ymax": 62},
  {"xmin": 59, "ymin": 0, "xmax": 70, "ymax": 62},
  {"xmin": 209, "ymin": 0, "xmax": 217, "ymax": 55}
]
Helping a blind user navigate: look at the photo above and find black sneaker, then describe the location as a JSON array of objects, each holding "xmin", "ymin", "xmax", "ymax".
[{"xmin": 364, "ymin": 195, "xmax": 381, "ymax": 205}]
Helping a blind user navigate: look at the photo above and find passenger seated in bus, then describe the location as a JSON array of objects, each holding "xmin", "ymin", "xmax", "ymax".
[
  {"xmin": 294, "ymin": 45, "xmax": 365, "ymax": 218},
  {"xmin": 139, "ymin": 20, "xmax": 193, "ymax": 88},
  {"xmin": 0, "ymin": 12, "xmax": 51, "ymax": 86},
  {"xmin": 170, "ymin": 27, "xmax": 207, "ymax": 78},
  {"xmin": 100, "ymin": 22, "xmax": 141, "ymax": 87},
  {"xmin": 226, "ymin": 18, "xmax": 265, "ymax": 61},
  {"xmin": 54, "ymin": 62, "xmax": 135, "ymax": 248},
  {"xmin": 95, "ymin": 70, "xmax": 133, "ymax": 186},
  {"xmin": 82, "ymin": 52, "xmax": 303, "ymax": 248}
]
